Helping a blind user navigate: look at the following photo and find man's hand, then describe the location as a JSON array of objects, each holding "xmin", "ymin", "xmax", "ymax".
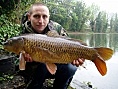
[
  {"xmin": 72, "ymin": 58, "xmax": 85, "ymax": 67},
  {"xmin": 22, "ymin": 53, "xmax": 33, "ymax": 62}
]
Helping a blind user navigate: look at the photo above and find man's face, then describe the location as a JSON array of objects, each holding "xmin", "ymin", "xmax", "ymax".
[{"xmin": 28, "ymin": 5, "xmax": 50, "ymax": 33}]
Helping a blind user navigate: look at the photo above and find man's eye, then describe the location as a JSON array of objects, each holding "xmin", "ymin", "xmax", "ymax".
[
  {"xmin": 34, "ymin": 15, "xmax": 40, "ymax": 18},
  {"xmin": 43, "ymin": 15, "xmax": 47, "ymax": 19}
]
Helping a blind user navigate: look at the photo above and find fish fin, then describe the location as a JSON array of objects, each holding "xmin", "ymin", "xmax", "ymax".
[
  {"xmin": 95, "ymin": 47, "xmax": 113, "ymax": 61},
  {"xmin": 46, "ymin": 63, "xmax": 57, "ymax": 75},
  {"xmin": 66, "ymin": 38, "xmax": 87, "ymax": 46},
  {"xmin": 93, "ymin": 56, "xmax": 107, "ymax": 76},
  {"xmin": 19, "ymin": 52, "xmax": 26, "ymax": 70},
  {"xmin": 46, "ymin": 30, "xmax": 60, "ymax": 37},
  {"xmin": 47, "ymin": 30, "xmax": 87, "ymax": 46}
]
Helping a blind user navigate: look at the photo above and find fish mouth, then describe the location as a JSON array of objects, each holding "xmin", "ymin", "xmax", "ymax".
[
  {"xmin": 2, "ymin": 41, "xmax": 9, "ymax": 49},
  {"xmin": 2, "ymin": 39, "xmax": 12, "ymax": 46},
  {"xmin": 3, "ymin": 41, "xmax": 8, "ymax": 46}
]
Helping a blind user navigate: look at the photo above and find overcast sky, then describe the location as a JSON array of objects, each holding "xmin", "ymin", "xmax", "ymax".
[{"xmin": 84, "ymin": 0, "xmax": 118, "ymax": 13}]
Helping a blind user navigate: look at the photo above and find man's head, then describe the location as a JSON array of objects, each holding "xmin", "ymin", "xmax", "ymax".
[{"xmin": 27, "ymin": 3, "xmax": 50, "ymax": 33}]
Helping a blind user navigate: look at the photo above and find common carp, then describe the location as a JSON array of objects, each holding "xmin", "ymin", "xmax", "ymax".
[{"xmin": 3, "ymin": 31, "xmax": 113, "ymax": 76}]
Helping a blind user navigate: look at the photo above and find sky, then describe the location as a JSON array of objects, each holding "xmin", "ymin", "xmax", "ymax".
[{"xmin": 84, "ymin": 0, "xmax": 118, "ymax": 13}]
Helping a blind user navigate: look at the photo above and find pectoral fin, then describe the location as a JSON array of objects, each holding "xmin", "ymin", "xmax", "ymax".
[
  {"xmin": 46, "ymin": 63, "xmax": 57, "ymax": 75},
  {"xmin": 19, "ymin": 51, "xmax": 26, "ymax": 70}
]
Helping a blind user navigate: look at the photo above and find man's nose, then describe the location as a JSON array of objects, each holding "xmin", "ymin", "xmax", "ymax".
[{"xmin": 38, "ymin": 16, "xmax": 43, "ymax": 23}]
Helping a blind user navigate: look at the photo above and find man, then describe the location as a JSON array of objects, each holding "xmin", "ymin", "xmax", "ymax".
[{"xmin": 21, "ymin": 2, "xmax": 85, "ymax": 89}]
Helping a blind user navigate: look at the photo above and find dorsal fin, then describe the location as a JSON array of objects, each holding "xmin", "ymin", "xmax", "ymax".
[
  {"xmin": 46, "ymin": 30, "xmax": 60, "ymax": 37},
  {"xmin": 46, "ymin": 30, "xmax": 87, "ymax": 46}
]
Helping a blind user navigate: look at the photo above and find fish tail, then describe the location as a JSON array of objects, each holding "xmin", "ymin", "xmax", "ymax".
[
  {"xmin": 93, "ymin": 57, "xmax": 107, "ymax": 76},
  {"xmin": 95, "ymin": 47, "xmax": 113, "ymax": 61}
]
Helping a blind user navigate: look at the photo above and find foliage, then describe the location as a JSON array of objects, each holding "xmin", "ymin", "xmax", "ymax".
[
  {"xmin": 0, "ymin": 0, "xmax": 19, "ymax": 15},
  {"xmin": 114, "ymin": 14, "xmax": 118, "ymax": 32},
  {"xmin": 0, "ymin": 74, "xmax": 13, "ymax": 82},
  {"xmin": 43, "ymin": 0, "xmax": 91, "ymax": 31},
  {"xmin": 95, "ymin": 12, "xmax": 108, "ymax": 33},
  {"xmin": 73, "ymin": 1, "xmax": 90, "ymax": 32},
  {"xmin": 0, "ymin": 14, "xmax": 21, "ymax": 50},
  {"xmin": 88, "ymin": 4, "xmax": 100, "ymax": 32},
  {"xmin": 109, "ymin": 14, "xmax": 118, "ymax": 32}
]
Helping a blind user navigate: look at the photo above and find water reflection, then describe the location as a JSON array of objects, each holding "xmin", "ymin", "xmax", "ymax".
[{"xmin": 69, "ymin": 33, "xmax": 118, "ymax": 53}]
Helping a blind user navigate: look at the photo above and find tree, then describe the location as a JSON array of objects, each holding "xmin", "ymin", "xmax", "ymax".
[
  {"xmin": 95, "ymin": 11, "xmax": 108, "ymax": 33},
  {"xmin": 114, "ymin": 13, "xmax": 118, "ymax": 32},
  {"xmin": 88, "ymin": 3, "xmax": 100, "ymax": 32},
  {"xmin": 110, "ymin": 17, "xmax": 114, "ymax": 32},
  {"xmin": 72, "ymin": 1, "xmax": 89, "ymax": 32}
]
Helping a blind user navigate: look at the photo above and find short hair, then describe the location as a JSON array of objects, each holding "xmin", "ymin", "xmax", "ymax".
[{"xmin": 28, "ymin": 2, "xmax": 48, "ymax": 14}]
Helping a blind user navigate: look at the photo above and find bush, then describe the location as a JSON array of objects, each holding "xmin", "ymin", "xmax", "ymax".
[{"xmin": 0, "ymin": 14, "xmax": 21, "ymax": 50}]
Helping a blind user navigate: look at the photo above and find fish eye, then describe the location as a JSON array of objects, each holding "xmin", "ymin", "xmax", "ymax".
[{"xmin": 8, "ymin": 40, "xmax": 12, "ymax": 44}]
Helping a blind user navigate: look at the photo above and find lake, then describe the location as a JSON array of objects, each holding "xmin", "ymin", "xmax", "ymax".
[{"xmin": 69, "ymin": 33, "xmax": 118, "ymax": 89}]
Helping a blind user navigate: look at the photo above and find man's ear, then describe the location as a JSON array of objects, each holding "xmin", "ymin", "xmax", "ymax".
[
  {"xmin": 27, "ymin": 12, "xmax": 31, "ymax": 21},
  {"xmin": 49, "ymin": 14, "xmax": 50, "ymax": 18}
]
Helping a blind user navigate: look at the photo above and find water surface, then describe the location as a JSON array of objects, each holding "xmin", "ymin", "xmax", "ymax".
[{"xmin": 69, "ymin": 33, "xmax": 118, "ymax": 89}]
